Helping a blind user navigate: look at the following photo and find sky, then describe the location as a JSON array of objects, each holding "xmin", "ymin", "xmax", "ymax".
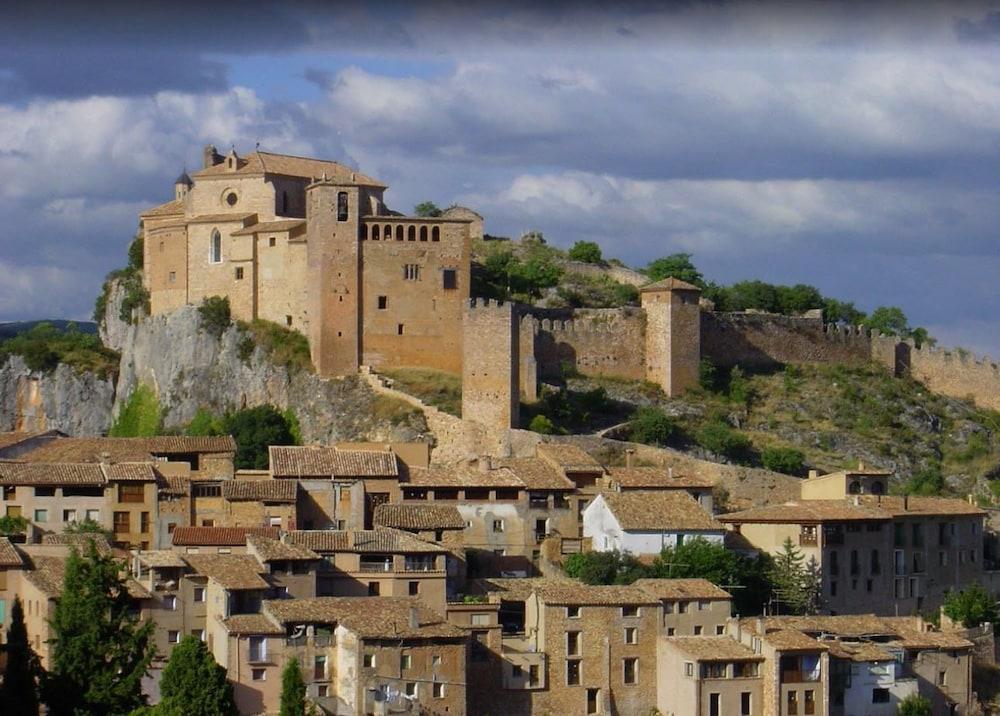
[{"xmin": 1, "ymin": 0, "xmax": 998, "ymax": 357}]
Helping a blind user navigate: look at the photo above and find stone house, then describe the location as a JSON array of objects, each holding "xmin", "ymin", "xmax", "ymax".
[
  {"xmin": 658, "ymin": 636, "xmax": 764, "ymax": 716},
  {"xmin": 602, "ymin": 464, "xmax": 717, "ymax": 513},
  {"xmin": 632, "ymin": 578, "xmax": 733, "ymax": 637},
  {"xmin": 170, "ymin": 525, "xmax": 281, "ymax": 554}
]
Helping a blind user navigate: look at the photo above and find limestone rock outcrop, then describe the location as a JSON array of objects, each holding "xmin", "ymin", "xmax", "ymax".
[{"xmin": 0, "ymin": 355, "xmax": 115, "ymax": 435}]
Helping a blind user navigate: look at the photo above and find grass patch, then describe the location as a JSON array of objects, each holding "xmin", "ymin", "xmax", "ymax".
[
  {"xmin": 372, "ymin": 395, "xmax": 422, "ymax": 425},
  {"xmin": 0, "ymin": 321, "xmax": 119, "ymax": 378},
  {"xmin": 382, "ymin": 368, "xmax": 462, "ymax": 416},
  {"xmin": 110, "ymin": 384, "xmax": 163, "ymax": 437},
  {"xmin": 236, "ymin": 319, "xmax": 312, "ymax": 373}
]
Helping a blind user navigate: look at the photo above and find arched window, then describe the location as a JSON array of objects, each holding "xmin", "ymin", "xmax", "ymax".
[
  {"xmin": 871, "ymin": 481, "xmax": 885, "ymax": 495},
  {"xmin": 372, "ymin": 224, "xmax": 380, "ymax": 240},
  {"xmin": 337, "ymin": 192, "xmax": 349, "ymax": 222},
  {"xmin": 384, "ymin": 224, "xmax": 392, "ymax": 240},
  {"xmin": 431, "ymin": 226, "xmax": 440, "ymax": 242},
  {"xmin": 395, "ymin": 225, "xmax": 404, "ymax": 241},
  {"xmin": 210, "ymin": 229, "xmax": 222, "ymax": 264},
  {"xmin": 419, "ymin": 226, "xmax": 428, "ymax": 241},
  {"xmin": 408, "ymin": 226, "xmax": 416, "ymax": 241},
  {"xmin": 281, "ymin": 191, "xmax": 289, "ymax": 215},
  {"xmin": 848, "ymin": 481, "xmax": 861, "ymax": 495}
]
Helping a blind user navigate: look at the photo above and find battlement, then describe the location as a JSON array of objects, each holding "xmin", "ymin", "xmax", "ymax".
[{"xmin": 467, "ymin": 297, "xmax": 515, "ymax": 312}]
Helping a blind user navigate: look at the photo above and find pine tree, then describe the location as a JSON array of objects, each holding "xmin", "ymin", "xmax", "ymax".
[
  {"xmin": 280, "ymin": 658, "xmax": 307, "ymax": 716},
  {"xmin": 42, "ymin": 542, "xmax": 155, "ymax": 715},
  {"xmin": 0, "ymin": 596, "xmax": 41, "ymax": 715},
  {"xmin": 158, "ymin": 635, "xmax": 236, "ymax": 716},
  {"xmin": 767, "ymin": 537, "xmax": 821, "ymax": 615}
]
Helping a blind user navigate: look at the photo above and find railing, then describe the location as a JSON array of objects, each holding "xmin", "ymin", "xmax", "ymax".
[
  {"xmin": 799, "ymin": 534, "xmax": 817, "ymax": 547},
  {"xmin": 404, "ymin": 560, "xmax": 438, "ymax": 572},
  {"xmin": 359, "ymin": 561, "xmax": 392, "ymax": 573}
]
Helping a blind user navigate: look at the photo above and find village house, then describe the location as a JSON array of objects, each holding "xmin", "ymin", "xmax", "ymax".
[
  {"xmin": 658, "ymin": 636, "xmax": 764, "ymax": 716},
  {"xmin": 170, "ymin": 525, "xmax": 281, "ymax": 554},
  {"xmin": 633, "ymin": 578, "xmax": 733, "ymax": 637}
]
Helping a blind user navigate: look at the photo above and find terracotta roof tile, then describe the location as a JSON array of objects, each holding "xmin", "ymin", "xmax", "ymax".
[
  {"xmin": 492, "ymin": 457, "xmax": 575, "ymax": 490},
  {"xmin": 633, "ymin": 578, "xmax": 732, "ymax": 601},
  {"xmin": 182, "ymin": 554, "xmax": 269, "ymax": 590},
  {"xmin": 222, "ymin": 613, "xmax": 284, "ymax": 635},
  {"xmin": 104, "ymin": 463, "xmax": 157, "ymax": 482},
  {"xmin": 21, "ymin": 436, "xmax": 235, "ymax": 463},
  {"xmin": 192, "ymin": 151, "xmax": 385, "ymax": 188},
  {"xmin": 665, "ymin": 636, "xmax": 763, "ymax": 662},
  {"xmin": 286, "ymin": 528, "xmax": 444, "ymax": 554},
  {"xmin": 247, "ymin": 535, "xmax": 319, "ymax": 562},
  {"xmin": 721, "ymin": 496, "xmax": 984, "ymax": 523},
  {"xmin": 605, "ymin": 467, "xmax": 716, "ymax": 490},
  {"xmin": 373, "ymin": 504, "xmax": 465, "ymax": 531},
  {"xmin": 40, "ymin": 533, "xmax": 113, "ymax": 555},
  {"xmin": 824, "ymin": 641, "xmax": 897, "ymax": 662},
  {"xmin": 135, "ymin": 550, "xmax": 187, "ymax": 568},
  {"xmin": 598, "ymin": 491, "xmax": 724, "ymax": 531},
  {"xmin": 478, "ymin": 577, "xmax": 658, "ymax": 606},
  {"xmin": 139, "ymin": 199, "xmax": 183, "ymax": 218},
  {"xmin": 0, "ymin": 431, "xmax": 54, "ymax": 451},
  {"xmin": 185, "ymin": 212, "xmax": 256, "ymax": 224},
  {"xmin": 0, "ymin": 537, "xmax": 24, "ymax": 567},
  {"xmin": 24, "ymin": 555, "xmax": 67, "ymax": 597},
  {"xmin": 222, "ymin": 479, "xmax": 297, "ymax": 503},
  {"xmin": 535, "ymin": 443, "xmax": 601, "ymax": 471},
  {"xmin": 0, "ymin": 462, "xmax": 105, "ymax": 486},
  {"xmin": 158, "ymin": 476, "xmax": 189, "ymax": 496},
  {"xmin": 231, "ymin": 219, "xmax": 306, "ymax": 236},
  {"xmin": 750, "ymin": 615, "xmax": 973, "ymax": 651},
  {"xmin": 858, "ymin": 495, "xmax": 985, "ymax": 517},
  {"xmin": 640, "ymin": 277, "xmax": 702, "ymax": 292},
  {"xmin": 269, "ymin": 446, "xmax": 399, "ymax": 478},
  {"xmin": 404, "ymin": 465, "xmax": 522, "ymax": 488},
  {"xmin": 263, "ymin": 597, "xmax": 465, "ymax": 639},
  {"xmin": 171, "ymin": 526, "xmax": 280, "ymax": 547}
]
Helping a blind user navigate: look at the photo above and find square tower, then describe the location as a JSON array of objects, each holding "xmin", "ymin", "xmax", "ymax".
[
  {"xmin": 641, "ymin": 278, "xmax": 702, "ymax": 396},
  {"xmin": 462, "ymin": 299, "xmax": 520, "ymax": 430}
]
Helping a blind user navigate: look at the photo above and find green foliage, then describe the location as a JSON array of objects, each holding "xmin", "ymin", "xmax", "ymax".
[
  {"xmin": 283, "ymin": 409, "xmax": 303, "ymax": 446},
  {"xmin": 563, "ymin": 550, "xmax": 647, "ymax": 585},
  {"xmin": 896, "ymin": 694, "xmax": 933, "ymax": 716},
  {"xmin": 767, "ymin": 538, "xmax": 822, "ymax": 615},
  {"xmin": 727, "ymin": 366, "xmax": 753, "ymax": 406},
  {"xmin": 646, "ymin": 253, "xmax": 705, "ymax": 288},
  {"xmin": 698, "ymin": 359, "xmax": 720, "ymax": 392},
  {"xmin": 942, "ymin": 583, "xmax": 999, "ymax": 628},
  {"xmin": 110, "ymin": 384, "xmax": 163, "ymax": 437},
  {"xmin": 0, "ymin": 513, "xmax": 29, "ymax": 535},
  {"xmin": 954, "ymin": 432, "xmax": 990, "ymax": 463},
  {"xmin": 186, "ymin": 408, "xmax": 224, "ymax": 436},
  {"xmin": 902, "ymin": 464, "xmax": 945, "ymax": 496},
  {"xmin": 64, "ymin": 518, "xmax": 113, "ymax": 540},
  {"xmin": 528, "ymin": 414, "xmax": 556, "ymax": 435},
  {"xmin": 554, "ymin": 273, "xmax": 639, "ymax": 308},
  {"xmin": 158, "ymin": 635, "xmax": 237, "ymax": 716},
  {"xmin": 236, "ymin": 319, "xmax": 312, "ymax": 373},
  {"xmin": 382, "ymin": 368, "xmax": 462, "ymax": 417},
  {"xmin": 280, "ymin": 658, "xmax": 307, "ymax": 716},
  {"xmin": 761, "ymin": 446, "xmax": 806, "ymax": 476},
  {"xmin": 127, "ymin": 236, "xmax": 144, "ymax": 271},
  {"xmin": 0, "ymin": 597, "xmax": 41, "ymax": 715},
  {"xmin": 696, "ymin": 420, "xmax": 753, "ymax": 461},
  {"xmin": 43, "ymin": 542, "xmax": 155, "ymax": 715},
  {"xmin": 863, "ymin": 306, "xmax": 909, "ymax": 336},
  {"xmin": 0, "ymin": 321, "xmax": 119, "ymax": 377},
  {"xmin": 94, "ymin": 234, "xmax": 150, "ymax": 326},
  {"xmin": 523, "ymin": 387, "xmax": 617, "ymax": 433},
  {"xmin": 628, "ymin": 407, "xmax": 675, "ymax": 447},
  {"xmin": 822, "ymin": 298, "xmax": 866, "ymax": 325},
  {"xmin": 414, "ymin": 201, "xmax": 443, "ymax": 217},
  {"xmin": 197, "ymin": 296, "xmax": 232, "ymax": 337},
  {"xmin": 477, "ymin": 245, "xmax": 564, "ymax": 301},
  {"xmin": 567, "ymin": 241, "xmax": 603, "ymax": 264},
  {"xmin": 222, "ymin": 405, "xmax": 297, "ymax": 469}
]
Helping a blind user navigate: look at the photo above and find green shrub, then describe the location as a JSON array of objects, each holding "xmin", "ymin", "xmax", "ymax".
[
  {"xmin": 0, "ymin": 322, "xmax": 119, "ymax": 377},
  {"xmin": 762, "ymin": 446, "xmax": 806, "ymax": 475},
  {"xmin": 94, "ymin": 234, "xmax": 150, "ymax": 325},
  {"xmin": 628, "ymin": 407, "xmax": 674, "ymax": 446},
  {"xmin": 727, "ymin": 367, "xmax": 754, "ymax": 405},
  {"xmin": 237, "ymin": 335, "xmax": 255, "ymax": 363},
  {"xmin": 236, "ymin": 319, "xmax": 311, "ymax": 373},
  {"xmin": 896, "ymin": 694, "xmax": 932, "ymax": 716},
  {"xmin": 942, "ymin": 583, "xmax": 998, "ymax": 628},
  {"xmin": 555, "ymin": 273, "xmax": 638, "ymax": 308},
  {"xmin": 110, "ymin": 384, "xmax": 163, "ymax": 437},
  {"xmin": 567, "ymin": 241, "xmax": 602, "ymax": 264},
  {"xmin": 198, "ymin": 296, "xmax": 232, "ymax": 338},
  {"xmin": 696, "ymin": 420, "xmax": 752, "ymax": 460},
  {"xmin": 0, "ymin": 514, "xmax": 29, "ymax": 535},
  {"xmin": 698, "ymin": 359, "xmax": 720, "ymax": 392},
  {"xmin": 222, "ymin": 405, "xmax": 296, "ymax": 469},
  {"xmin": 529, "ymin": 415, "xmax": 556, "ymax": 434},
  {"xmin": 185, "ymin": 408, "xmax": 223, "ymax": 436},
  {"xmin": 954, "ymin": 432, "xmax": 990, "ymax": 463},
  {"xmin": 903, "ymin": 465, "xmax": 945, "ymax": 496}
]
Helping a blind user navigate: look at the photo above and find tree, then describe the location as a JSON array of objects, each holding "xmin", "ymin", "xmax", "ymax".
[
  {"xmin": 158, "ymin": 635, "xmax": 237, "ymax": 716},
  {"xmin": 568, "ymin": 241, "xmax": 603, "ymax": 264},
  {"xmin": 280, "ymin": 658, "xmax": 307, "ymax": 716},
  {"xmin": 0, "ymin": 597, "xmax": 41, "ymax": 715},
  {"xmin": 64, "ymin": 517, "xmax": 113, "ymax": 540},
  {"xmin": 896, "ymin": 694, "xmax": 932, "ymax": 716},
  {"xmin": 43, "ymin": 542, "xmax": 155, "ymax": 715},
  {"xmin": 198, "ymin": 295, "xmax": 232, "ymax": 337},
  {"xmin": 942, "ymin": 584, "xmax": 999, "ymax": 628},
  {"xmin": 0, "ymin": 513, "xmax": 29, "ymax": 536},
  {"xmin": 528, "ymin": 414, "xmax": 556, "ymax": 435},
  {"xmin": 222, "ymin": 404, "xmax": 296, "ymax": 469},
  {"xmin": 414, "ymin": 201, "xmax": 442, "ymax": 217},
  {"xmin": 767, "ymin": 538, "xmax": 821, "ymax": 615},
  {"xmin": 563, "ymin": 550, "xmax": 646, "ymax": 586},
  {"xmin": 863, "ymin": 306, "xmax": 909, "ymax": 337},
  {"xmin": 761, "ymin": 446, "xmax": 806, "ymax": 476},
  {"xmin": 646, "ymin": 253, "xmax": 705, "ymax": 288}
]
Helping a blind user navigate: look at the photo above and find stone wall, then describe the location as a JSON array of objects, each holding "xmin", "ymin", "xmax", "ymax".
[
  {"xmin": 462, "ymin": 299, "xmax": 520, "ymax": 431},
  {"xmin": 528, "ymin": 307, "xmax": 646, "ymax": 381},
  {"xmin": 904, "ymin": 344, "xmax": 1000, "ymax": 411}
]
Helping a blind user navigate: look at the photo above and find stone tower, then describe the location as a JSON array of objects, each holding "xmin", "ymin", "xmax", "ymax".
[
  {"xmin": 462, "ymin": 299, "xmax": 520, "ymax": 430},
  {"xmin": 305, "ymin": 178, "xmax": 363, "ymax": 377},
  {"xmin": 641, "ymin": 277, "xmax": 701, "ymax": 397}
]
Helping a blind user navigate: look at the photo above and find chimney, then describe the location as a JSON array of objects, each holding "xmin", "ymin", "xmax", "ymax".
[
  {"xmin": 808, "ymin": 470, "xmax": 818, "ymax": 480},
  {"xmin": 968, "ymin": 494, "xmax": 975, "ymax": 505},
  {"xmin": 625, "ymin": 449, "xmax": 635, "ymax": 468},
  {"xmin": 853, "ymin": 495, "xmax": 860, "ymax": 506},
  {"xmin": 858, "ymin": 460, "xmax": 865, "ymax": 470},
  {"xmin": 409, "ymin": 606, "xmax": 419, "ymax": 630}
]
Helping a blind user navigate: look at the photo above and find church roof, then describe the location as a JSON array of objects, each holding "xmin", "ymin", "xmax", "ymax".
[
  {"xmin": 139, "ymin": 199, "xmax": 184, "ymax": 218},
  {"xmin": 640, "ymin": 277, "xmax": 702, "ymax": 293},
  {"xmin": 192, "ymin": 150, "xmax": 386, "ymax": 188},
  {"xmin": 174, "ymin": 172, "xmax": 193, "ymax": 186}
]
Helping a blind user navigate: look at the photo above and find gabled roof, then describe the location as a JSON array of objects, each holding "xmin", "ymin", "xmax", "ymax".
[
  {"xmin": 171, "ymin": 526, "xmax": 280, "ymax": 547},
  {"xmin": 222, "ymin": 613, "xmax": 284, "ymax": 635},
  {"xmin": 139, "ymin": 199, "xmax": 184, "ymax": 218},
  {"xmin": 404, "ymin": 465, "xmax": 522, "ymax": 488},
  {"xmin": 104, "ymin": 463, "xmax": 157, "ymax": 482},
  {"xmin": 665, "ymin": 637, "xmax": 763, "ymax": 662},
  {"xmin": 40, "ymin": 533, "xmax": 113, "ymax": 555},
  {"xmin": 0, "ymin": 537, "xmax": 24, "ymax": 567},
  {"xmin": 492, "ymin": 457, "xmax": 575, "ymax": 490},
  {"xmin": 192, "ymin": 151, "xmax": 385, "ymax": 188},
  {"xmin": 183, "ymin": 554, "xmax": 269, "ymax": 590},
  {"xmin": 478, "ymin": 577, "xmax": 658, "ymax": 606},
  {"xmin": 633, "ymin": 578, "xmax": 732, "ymax": 601},
  {"xmin": 269, "ymin": 446, "xmax": 399, "ymax": 478},
  {"xmin": 597, "ymin": 491, "xmax": 724, "ymax": 532},
  {"xmin": 247, "ymin": 535, "xmax": 319, "ymax": 562},
  {"xmin": 135, "ymin": 550, "xmax": 187, "ymax": 569},
  {"xmin": 640, "ymin": 277, "xmax": 702, "ymax": 293},
  {"xmin": 20, "ymin": 435, "xmax": 236, "ymax": 463},
  {"xmin": 605, "ymin": 467, "xmax": 716, "ymax": 490},
  {"xmin": 285, "ymin": 527, "xmax": 444, "ymax": 554},
  {"xmin": 720, "ymin": 496, "xmax": 984, "ymax": 524},
  {"xmin": 230, "ymin": 219, "xmax": 307, "ymax": 236},
  {"xmin": 535, "ymin": 443, "xmax": 602, "ymax": 471},
  {"xmin": 0, "ymin": 462, "xmax": 105, "ymax": 486},
  {"xmin": 222, "ymin": 479, "xmax": 297, "ymax": 503},
  {"xmin": 373, "ymin": 503, "xmax": 465, "ymax": 531},
  {"xmin": 263, "ymin": 597, "xmax": 465, "ymax": 639}
]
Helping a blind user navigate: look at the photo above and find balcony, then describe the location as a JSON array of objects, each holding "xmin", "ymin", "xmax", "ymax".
[
  {"xmin": 404, "ymin": 558, "xmax": 438, "ymax": 573},
  {"xmin": 359, "ymin": 558, "xmax": 393, "ymax": 573},
  {"xmin": 799, "ymin": 534, "xmax": 817, "ymax": 547}
]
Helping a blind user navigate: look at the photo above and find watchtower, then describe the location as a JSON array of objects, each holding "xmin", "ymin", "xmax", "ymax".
[
  {"xmin": 641, "ymin": 277, "xmax": 702, "ymax": 397},
  {"xmin": 462, "ymin": 299, "xmax": 520, "ymax": 431}
]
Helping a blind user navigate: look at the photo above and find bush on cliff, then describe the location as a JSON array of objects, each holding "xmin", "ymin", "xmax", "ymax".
[
  {"xmin": 553, "ymin": 273, "xmax": 639, "ymax": 308},
  {"xmin": 0, "ymin": 321, "xmax": 119, "ymax": 377},
  {"xmin": 197, "ymin": 296, "xmax": 232, "ymax": 337},
  {"xmin": 223, "ymin": 405, "xmax": 296, "ymax": 470},
  {"xmin": 568, "ymin": 241, "xmax": 603, "ymax": 264},
  {"xmin": 696, "ymin": 419, "xmax": 753, "ymax": 462},
  {"xmin": 94, "ymin": 234, "xmax": 149, "ymax": 325},
  {"xmin": 236, "ymin": 319, "xmax": 312, "ymax": 373}
]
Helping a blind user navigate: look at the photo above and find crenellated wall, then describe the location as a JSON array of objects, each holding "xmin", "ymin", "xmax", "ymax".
[
  {"xmin": 904, "ymin": 343, "xmax": 1000, "ymax": 411},
  {"xmin": 527, "ymin": 308, "xmax": 647, "ymax": 381}
]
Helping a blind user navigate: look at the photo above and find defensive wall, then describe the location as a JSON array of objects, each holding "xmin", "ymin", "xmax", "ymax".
[{"xmin": 904, "ymin": 343, "xmax": 1000, "ymax": 412}]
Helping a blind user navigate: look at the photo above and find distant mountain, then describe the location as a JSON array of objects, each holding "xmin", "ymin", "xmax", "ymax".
[{"xmin": 0, "ymin": 320, "xmax": 98, "ymax": 340}]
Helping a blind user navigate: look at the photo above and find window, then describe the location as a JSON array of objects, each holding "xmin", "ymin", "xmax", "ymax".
[
  {"xmin": 871, "ymin": 550, "xmax": 881, "ymax": 574},
  {"xmin": 33, "ymin": 509, "xmax": 48, "ymax": 523},
  {"xmin": 830, "ymin": 581, "xmax": 837, "ymax": 597},
  {"xmin": 363, "ymin": 652, "xmax": 376, "ymax": 668},
  {"xmin": 397, "ymin": 323, "xmax": 404, "ymax": 335},
  {"xmin": 938, "ymin": 670, "xmax": 947, "ymax": 686},
  {"xmin": 210, "ymin": 229, "xmax": 222, "ymax": 263},
  {"xmin": 235, "ymin": 267, "xmax": 244, "ymax": 280},
  {"xmin": 493, "ymin": 519, "xmax": 505, "ymax": 533},
  {"xmin": 404, "ymin": 264, "xmax": 420, "ymax": 281},
  {"xmin": 337, "ymin": 191, "xmax": 348, "ymax": 221},
  {"xmin": 787, "ymin": 691, "xmax": 798, "ymax": 715},
  {"xmin": 317, "ymin": 685, "xmax": 328, "ymax": 698},
  {"xmin": 404, "ymin": 682, "xmax": 416, "ymax": 697},
  {"xmin": 431, "ymin": 225, "xmax": 440, "ymax": 241},
  {"xmin": 113, "ymin": 512, "xmax": 130, "ymax": 533},
  {"xmin": 567, "ymin": 606, "xmax": 580, "ymax": 619},
  {"xmin": 193, "ymin": 587, "xmax": 206, "ymax": 602},
  {"xmin": 225, "ymin": 191, "xmax": 238, "ymax": 206},
  {"xmin": 567, "ymin": 631, "xmax": 581, "ymax": 656},
  {"xmin": 443, "ymin": 268, "xmax": 457, "ymax": 290},
  {"xmin": 192, "ymin": 629, "xmax": 205, "ymax": 641},
  {"xmin": 678, "ymin": 601, "xmax": 689, "ymax": 614},
  {"xmin": 140, "ymin": 511, "xmax": 150, "ymax": 533},
  {"xmin": 408, "ymin": 581, "xmax": 419, "ymax": 596},
  {"xmin": 377, "ymin": 295, "xmax": 388, "ymax": 310},
  {"xmin": 420, "ymin": 226, "xmax": 428, "ymax": 241},
  {"xmin": 168, "ymin": 630, "xmax": 180, "ymax": 644},
  {"xmin": 710, "ymin": 693, "xmax": 721, "ymax": 716},
  {"xmin": 35, "ymin": 486, "xmax": 55, "ymax": 497},
  {"xmin": 408, "ymin": 225, "xmax": 416, "ymax": 241},
  {"xmin": 86, "ymin": 509, "xmax": 100, "ymax": 522},
  {"xmin": 269, "ymin": 236, "xmax": 276, "ymax": 247},
  {"xmin": 249, "ymin": 636, "xmax": 267, "ymax": 662},
  {"xmin": 667, "ymin": 627, "xmax": 676, "ymax": 636},
  {"xmin": 119, "ymin": 483, "xmax": 145, "ymax": 503},
  {"xmin": 432, "ymin": 655, "xmax": 441, "ymax": 667},
  {"xmin": 716, "ymin": 625, "xmax": 726, "ymax": 635},
  {"xmin": 685, "ymin": 662, "xmax": 694, "ymax": 677},
  {"xmin": 281, "ymin": 190, "xmax": 289, "ymax": 215},
  {"xmin": 566, "ymin": 659, "xmax": 581, "ymax": 685},
  {"xmin": 622, "ymin": 605, "xmax": 639, "ymax": 617},
  {"xmin": 368, "ymin": 582, "xmax": 380, "ymax": 596},
  {"xmin": 828, "ymin": 550, "xmax": 839, "ymax": 575},
  {"xmin": 624, "ymin": 626, "xmax": 637, "ymax": 644},
  {"xmin": 623, "ymin": 657, "xmax": 638, "ymax": 685},
  {"xmin": 741, "ymin": 692, "xmax": 752, "ymax": 716},
  {"xmin": 286, "ymin": 315, "xmax": 293, "ymax": 327},
  {"xmin": 872, "ymin": 688, "xmax": 890, "ymax": 703},
  {"xmin": 433, "ymin": 682, "xmax": 444, "ymax": 699},
  {"xmin": 168, "ymin": 271, "xmax": 176, "ymax": 283},
  {"xmin": 63, "ymin": 509, "xmax": 77, "ymax": 522},
  {"xmin": 251, "ymin": 668, "xmax": 266, "ymax": 681},
  {"xmin": 164, "ymin": 595, "xmax": 177, "ymax": 610}
]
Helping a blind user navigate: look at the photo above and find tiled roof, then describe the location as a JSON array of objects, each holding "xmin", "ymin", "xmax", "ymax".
[
  {"xmin": 183, "ymin": 554, "xmax": 269, "ymax": 590},
  {"xmin": 477, "ymin": 577, "xmax": 575, "ymax": 602},
  {"xmin": 263, "ymin": 597, "xmax": 465, "ymax": 639},
  {"xmin": 373, "ymin": 503, "xmax": 465, "ymax": 531},
  {"xmin": 633, "ymin": 578, "xmax": 732, "ymax": 601},
  {"xmin": 404, "ymin": 465, "xmax": 523, "ymax": 488},
  {"xmin": 665, "ymin": 637, "xmax": 763, "ymax": 662},
  {"xmin": 763, "ymin": 629, "xmax": 827, "ymax": 652},
  {"xmin": 535, "ymin": 443, "xmax": 602, "ymax": 471},
  {"xmin": 640, "ymin": 277, "xmax": 702, "ymax": 292},
  {"xmin": 0, "ymin": 537, "xmax": 24, "ymax": 567},
  {"xmin": 269, "ymin": 446, "xmax": 399, "ymax": 478},
  {"xmin": 248, "ymin": 535, "xmax": 319, "ymax": 562},
  {"xmin": 752, "ymin": 615, "xmax": 973, "ymax": 651},
  {"xmin": 158, "ymin": 476, "xmax": 189, "ymax": 496},
  {"xmin": 222, "ymin": 479, "xmax": 297, "ymax": 503},
  {"xmin": 221, "ymin": 613, "xmax": 284, "ymax": 635},
  {"xmin": 136, "ymin": 550, "xmax": 187, "ymax": 568},
  {"xmin": 286, "ymin": 528, "xmax": 444, "ymax": 554},
  {"xmin": 139, "ymin": 199, "xmax": 183, "ymax": 217},
  {"xmin": 20, "ymin": 435, "xmax": 235, "ymax": 463},
  {"xmin": 104, "ymin": 463, "xmax": 157, "ymax": 482},
  {"xmin": 824, "ymin": 641, "xmax": 896, "ymax": 662},
  {"xmin": 171, "ymin": 526, "xmax": 280, "ymax": 546},
  {"xmin": 0, "ymin": 462, "xmax": 105, "ymax": 486},
  {"xmin": 721, "ymin": 496, "xmax": 984, "ymax": 524},
  {"xmin": 858, "ymin": 495, "xmax": 986, "ymax": 517},
  {"xmin": 192, "ymin": 151, "xmax": 385, "ymax": 188},
  {"xmin": 605, "ymin": 467, "xmax": 716, "ymax": 490},
  {"xmin": 493, "ymin": 457, "xmax": 575, "ymax": 490},
  {"xmin": 0, "ymin": 431, "xmax": 54, "ymax": 451},
  {"xmin": 24, "ymin": 556, "xmax": 68, "ymax": 596},
  {"xmin": 41, "ymin": 533, "xmax": 113, "ymax": 555},
  {"xmin": 536, "ymin": 583, "xmax": 660, "ymax": 606},
  {"xmin": 599, "ymin": 491, "xmax": 724, "ymax": 531},
  {"xmin": 231, "ymin": 219, "xmax": 306, "ymax": 236}
]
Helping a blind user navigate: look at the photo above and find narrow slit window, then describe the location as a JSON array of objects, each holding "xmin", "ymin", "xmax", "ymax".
[
  {"xmin": 337, "ymin": 192, "xmax": 349, "ymax": 221},
  {"xmin": 210, "ymin": 229, "xmax": 222, "ymax": 263}
]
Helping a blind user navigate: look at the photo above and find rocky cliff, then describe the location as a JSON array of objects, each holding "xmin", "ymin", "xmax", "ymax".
[{"xmin": 0, "ymin": 355, "xmax": 115, "ymax": 435}]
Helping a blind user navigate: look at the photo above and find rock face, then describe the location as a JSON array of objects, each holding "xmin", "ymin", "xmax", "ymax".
[{"xmin": 0, "ymin": 355, "xmax": 115, "ymax": 435}]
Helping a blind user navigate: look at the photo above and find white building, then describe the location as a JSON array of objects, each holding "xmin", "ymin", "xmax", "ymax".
[
  {"xmin": 828, "ymin": 642, "xmax": 918, "ymax": 716},
  {"xmin": 582, "ymin": 491, "xmax": 725, "ymax": 555}
]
